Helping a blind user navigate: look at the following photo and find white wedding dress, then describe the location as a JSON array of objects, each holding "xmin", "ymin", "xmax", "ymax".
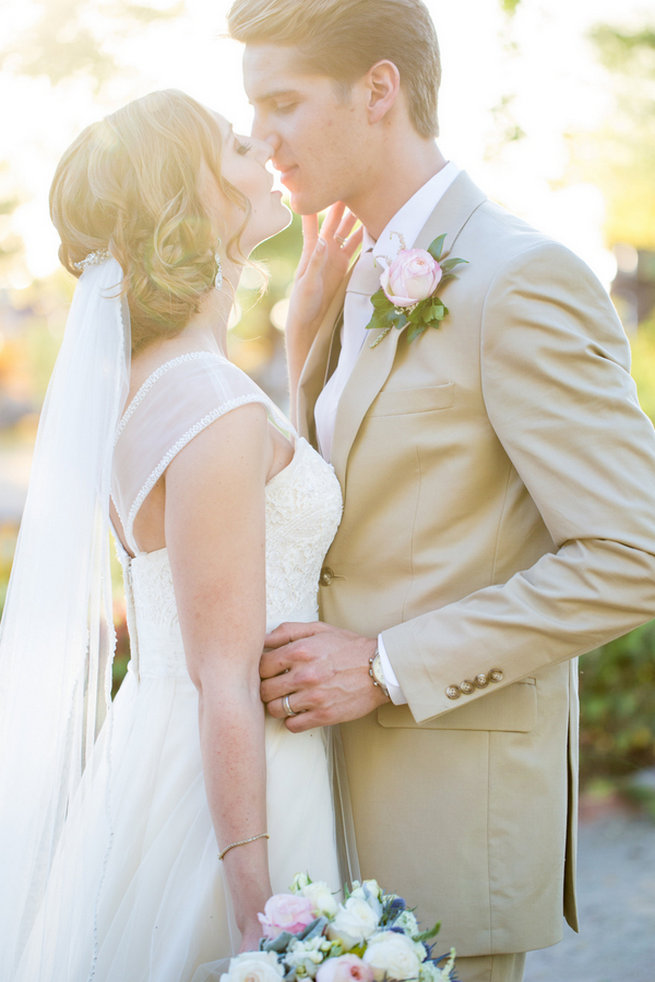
[{"xmin": 14, "ymin": 351, "xmax": 343, "ymax": 982}]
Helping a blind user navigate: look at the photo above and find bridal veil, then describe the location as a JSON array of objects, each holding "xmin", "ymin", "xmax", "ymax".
[{"xmin": 0, "ymin": 257, "xmax": 130, "ymax": 969}]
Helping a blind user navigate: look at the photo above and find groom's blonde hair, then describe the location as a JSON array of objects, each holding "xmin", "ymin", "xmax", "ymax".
[{"xmin": 227, "ymin": 0, "xmax": 441, "ymax": 138}]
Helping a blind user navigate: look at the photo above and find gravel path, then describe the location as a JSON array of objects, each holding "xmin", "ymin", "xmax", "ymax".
[{"xmin": 524, "ymin": 801, "xmax": 655, "ymax": 982}]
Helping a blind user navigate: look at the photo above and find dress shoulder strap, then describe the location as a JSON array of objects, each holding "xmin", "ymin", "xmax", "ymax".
[{"xmin": 111, "ymin": 351, "xmax": 292, "ymax": 554}]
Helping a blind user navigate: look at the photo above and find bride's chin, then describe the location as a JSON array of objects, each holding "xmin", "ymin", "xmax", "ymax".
[{"xmin": 251, "ymin": 203, "xmax": 293, "ymax": 249}]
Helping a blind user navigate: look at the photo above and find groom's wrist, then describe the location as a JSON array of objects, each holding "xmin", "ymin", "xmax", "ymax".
[
  {"xmin": 368, "ymin": 646, "xmax": 391, "ymax": 700},
  {"xmin": 376, "ymin": 636, "xmax": 407, "ymax": 705}
]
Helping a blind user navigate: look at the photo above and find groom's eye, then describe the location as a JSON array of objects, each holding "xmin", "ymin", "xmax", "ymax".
[{"xmin": 274, "ymin": 101, "xmax": 297, "ymax": 114}]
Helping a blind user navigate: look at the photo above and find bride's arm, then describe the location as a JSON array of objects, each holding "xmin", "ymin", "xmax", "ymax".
[
  {"xmin": 164, "ymin": 401, "xmax": 272, "ymax": 951},
  {"xmin": 286, "ymin": 204, "xmax": 362, "ymax": 421}
]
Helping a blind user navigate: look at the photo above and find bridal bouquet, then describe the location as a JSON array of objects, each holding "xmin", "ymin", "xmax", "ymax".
[{"xmin": 221, "ymin": 875, "xmax": 457, "ymax": 982}]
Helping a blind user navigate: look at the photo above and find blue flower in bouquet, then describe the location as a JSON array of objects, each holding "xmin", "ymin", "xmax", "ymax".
[{"xmin": 385, "ymin": 897, "xmax": 407, "ymax": 918}]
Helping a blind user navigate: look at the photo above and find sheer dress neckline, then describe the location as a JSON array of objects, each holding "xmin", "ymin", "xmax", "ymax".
[
  {"xmin": 112, "ymin": 350, "xmax": 302, "ymax": 558},
  {"xmin": 117, "ymin": 351, "xmax": 227, "ymax": 438}
]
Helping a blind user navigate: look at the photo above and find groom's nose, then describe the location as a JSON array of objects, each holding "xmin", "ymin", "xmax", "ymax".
[{"xmin": 251, "ymin": 114, "xmax": 280, "ymax": 153}]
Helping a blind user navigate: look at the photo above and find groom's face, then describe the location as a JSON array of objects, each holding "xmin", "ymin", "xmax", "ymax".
[{"xmin": 243, "ymin": 44, "xmax": 371, "ymax": 215}]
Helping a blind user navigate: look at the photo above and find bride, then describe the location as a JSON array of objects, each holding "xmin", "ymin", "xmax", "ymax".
[{"xmin": 0, "ymin": 89, "xmax": 361, "ymax": 981}]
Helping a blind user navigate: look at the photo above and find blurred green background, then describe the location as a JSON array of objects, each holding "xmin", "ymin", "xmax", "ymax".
[{"xmin": 1, "ymin": 0, "xmax": 654, "ymax": 793}]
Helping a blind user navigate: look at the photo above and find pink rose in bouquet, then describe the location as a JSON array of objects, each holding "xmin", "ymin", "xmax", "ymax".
[
  {"xmin": 380, "ymin": 249, "xmax": 442, "ymax": 307},
  {"xmin": 316, "ymin": 954, "xmax": 375, "ymax": 982},
  {"xmin": 258, "ymin": 893, "xmax": 316, "ymax": 940}
]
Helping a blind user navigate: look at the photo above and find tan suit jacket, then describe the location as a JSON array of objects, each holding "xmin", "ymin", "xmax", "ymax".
[{"xmin": 296, "ymin": 173, "xmax": 655, "ymax": 955}]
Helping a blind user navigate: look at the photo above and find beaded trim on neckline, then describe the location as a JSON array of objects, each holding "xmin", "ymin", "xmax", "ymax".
[{"xmin": 116, "ymin": 351, "xmax": 225, "ymax": 439}]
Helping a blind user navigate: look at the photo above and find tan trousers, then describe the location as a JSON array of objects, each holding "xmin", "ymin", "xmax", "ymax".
[{"xmin": 453, "ymin": 952, "xmax": 526, "ymax": 982}]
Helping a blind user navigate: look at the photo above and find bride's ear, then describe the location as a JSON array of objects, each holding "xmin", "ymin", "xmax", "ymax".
[{"xmin": 365, "ymin": 60, "xmax": 401, "ymax": 123}]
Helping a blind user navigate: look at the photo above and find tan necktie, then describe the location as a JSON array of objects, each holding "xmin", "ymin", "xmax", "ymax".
[{"xmin": 346, "ymin": 247, "xmax": 381, "ymax": 302}]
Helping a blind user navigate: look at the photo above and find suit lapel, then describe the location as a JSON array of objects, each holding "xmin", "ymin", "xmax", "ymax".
[
  {"xmin": 413, "ymin": 170, "xmax": 486, "ymax": 253},
  {"xmin": 329, "ymin": 171, "xmax": 487, "ymax": 484},
  {"xmin": 330, "ymin": 320, "xmax": 402, "ymax": 483}
]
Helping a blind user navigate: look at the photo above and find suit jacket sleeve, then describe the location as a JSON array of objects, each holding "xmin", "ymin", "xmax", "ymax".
[{"xmin": 380, "ymin": 241, "xmax": 655, "ymax": 723}]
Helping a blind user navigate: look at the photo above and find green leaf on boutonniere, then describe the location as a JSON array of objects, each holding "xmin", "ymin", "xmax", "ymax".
[
  {"xmin": 425, "ymin": 300, "xmax": 447, "ymax": 322},
  {"xmin": 371, "ymin": 287, "xmax": 391, "ymax": 310},
  {"xmin": 406, "ymin": 322, "xmax": 428, "ymax": 343},
  {"xmin": 440, "ymin": 256, "xmax": 468, "ymax": 274},
  {"xmin": 366, "ymin": 301, "xmax": 408, "ymax": 347},
  {"xmin": 428, "ymin": 233, "xmax": 447, "ymax": 261}
]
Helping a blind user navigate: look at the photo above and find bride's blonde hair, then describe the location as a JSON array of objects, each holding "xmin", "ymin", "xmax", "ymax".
[{"xmin": 50, "ymin": 89, "xmax": 249, "ymax": 352}]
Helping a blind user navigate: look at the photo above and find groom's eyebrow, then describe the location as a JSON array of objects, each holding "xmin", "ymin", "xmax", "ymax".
[{"xmin": 250, "ymin": 87, "xmax": 300, "ymax": 106}]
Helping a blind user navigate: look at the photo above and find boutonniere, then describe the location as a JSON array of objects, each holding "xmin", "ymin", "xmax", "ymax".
[{"xmin": 365, "ymin": 234, "xmax": 468, "ymax": 346}]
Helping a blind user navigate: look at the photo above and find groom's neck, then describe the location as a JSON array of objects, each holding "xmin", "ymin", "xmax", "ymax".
[{"xmin": 349, "ymin": 137, "xmax": 447, "ymax": 240}]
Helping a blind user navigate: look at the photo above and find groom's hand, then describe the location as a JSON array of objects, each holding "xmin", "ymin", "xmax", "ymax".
[{"xmin": 260, "ymin": 622, "xmax": 388, "ymax": 731}]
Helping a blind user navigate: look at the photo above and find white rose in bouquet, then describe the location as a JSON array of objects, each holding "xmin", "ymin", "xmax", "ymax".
[
  {"xmin": 348, "ymin": 881, "xmax": 382, "ymax": 919},
  {"xmin": 362, "ymin": 931, "xmax": 423, "ymax": 981},
  {"xmin": 220, "ymin": 951, "xmax": 284, "ymax": 982},
  {"xmin": 327, "ymin": 897, "xmax": 379, "ymax": 950},
  {"xmin": 301, "ymin": 881, "xmax": 339, "ymax": 919}
]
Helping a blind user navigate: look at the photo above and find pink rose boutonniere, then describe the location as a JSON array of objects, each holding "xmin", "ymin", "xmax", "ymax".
[{"xmin": 366, "ymin": 234, "xmax": 467, "ymax": 346}]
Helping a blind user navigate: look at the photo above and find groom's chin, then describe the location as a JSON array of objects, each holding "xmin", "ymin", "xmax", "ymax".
[{"xmin": 288, "ymin": 187, "xmax": 339, "ymax": 217}]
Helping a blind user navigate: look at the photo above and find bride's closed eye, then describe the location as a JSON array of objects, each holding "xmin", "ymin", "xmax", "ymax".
[{"xmin": 235, "ymin": 139, "xmax": 253, "ymax": 156}]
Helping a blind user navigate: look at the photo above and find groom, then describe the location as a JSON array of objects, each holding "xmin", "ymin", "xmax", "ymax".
[{"xmin": 228, "ymin": 1, "xmax": 655, "ymax": 979}]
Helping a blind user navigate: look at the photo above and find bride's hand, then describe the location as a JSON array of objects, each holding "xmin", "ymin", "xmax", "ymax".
[{"xmin": 288, "ymin": 202, "xmax": 363, "ymax": 332}]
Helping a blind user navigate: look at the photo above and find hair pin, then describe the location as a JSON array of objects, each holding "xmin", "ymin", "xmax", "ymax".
[{"xmin": 73, "ymin": 249, "xmax": 111, "ymax": 271}]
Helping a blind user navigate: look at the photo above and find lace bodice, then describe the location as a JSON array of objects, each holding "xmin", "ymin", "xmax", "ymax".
[{"xmin": 113, "ymin": 354, "xmax": 342, "ymax": 681}]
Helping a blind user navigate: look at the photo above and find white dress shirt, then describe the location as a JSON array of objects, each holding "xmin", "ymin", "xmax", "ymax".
[{"xmin": 314, "ymin": 162, "xmax": 460, "ymax": 703}]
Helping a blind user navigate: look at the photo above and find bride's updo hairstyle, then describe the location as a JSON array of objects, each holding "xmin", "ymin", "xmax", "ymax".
[{"xmin": 50, "ymin": 89, "xmax": 250, "ymax": 352}]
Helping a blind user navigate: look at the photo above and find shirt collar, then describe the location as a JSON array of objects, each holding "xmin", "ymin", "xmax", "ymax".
[{"xmin": 363, "ymin": 161, "xmax": 460, "ymax": 260}]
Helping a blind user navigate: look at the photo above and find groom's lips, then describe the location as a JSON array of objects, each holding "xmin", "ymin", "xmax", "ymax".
[{"xmin": 276, "ymin": 164, "xmax": 298, "ymax": 188}]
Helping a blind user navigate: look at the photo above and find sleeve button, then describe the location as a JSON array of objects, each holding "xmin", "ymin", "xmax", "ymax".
[
  {"xmin": 319, "ymin": 566, "xmax": 334, "ymax": 586},
  {"xmin": 474, "ymin": 673, "xmax": 489, "ymax": 688},
  {"xmin": 446, "ymin": 685, "xmax": 462, "ymax": 700},
  {"xmin": 460, "ymin": 679, "xmax": 476, "ymax": 695},
  {"xmin": 489, "ymin": 669, "xmax": 504, "ymax": 683}
]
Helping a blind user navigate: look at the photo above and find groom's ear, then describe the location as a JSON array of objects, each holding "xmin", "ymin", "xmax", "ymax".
[{"xmin": 364, "ymin": 60, "xmax": 401, "ymax": 123}]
